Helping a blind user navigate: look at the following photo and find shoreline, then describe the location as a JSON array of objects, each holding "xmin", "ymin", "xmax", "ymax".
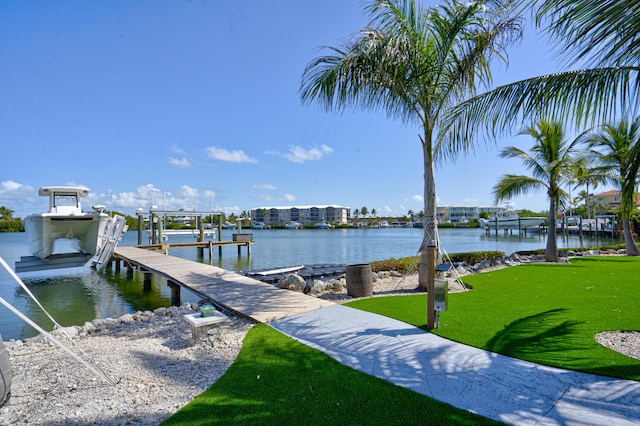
[{"xmin": 2, "ymin": 257, "xmax": 639, "ymax": 424}]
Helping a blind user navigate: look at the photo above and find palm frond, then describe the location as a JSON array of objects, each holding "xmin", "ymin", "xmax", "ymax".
[
  {"xmin": 537, "ymin": 0, "xmax": 640, "ymax": 67},
  {"xmin": 441, "ymin": 67, "xmax": 640, "ymax": 148},
  {"xmin": 492, "ymin": 174, "xmax": 545, "ymax": 204}
]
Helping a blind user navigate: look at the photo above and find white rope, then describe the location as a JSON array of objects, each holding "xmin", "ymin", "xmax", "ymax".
[
  {"xmin": 0, "ymin": 257, "xmax": 116, "ymax": 385},
  {"xmin": 437, "ymin": 234, "xmax": 469, "ymax": 292},
  {"xmin": 392, "ymin": 253, "xmax": 420, "ymax": 291}
]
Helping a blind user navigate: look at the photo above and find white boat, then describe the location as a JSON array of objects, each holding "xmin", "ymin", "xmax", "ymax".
[
  {"xmin": 285, "ymin": 221, "xmax": 301, "ymax": 229},
  {"xmin": 252, "ymin": 222, "xmax": 266, "ymax": 229},
  {"xmin": 221, "ymin": 221, "xmax": 237, "ymax": 230},
  {"xmin": 24, "ymin": 186, "xmax": 127, "ymax": 261},
  {"xmin": 479, "ymin": 211, "xmax": 546, "ymax": 230},
  {"xmin": 314, "ymin": 222, "xmax": 332, "ymax": 229}
]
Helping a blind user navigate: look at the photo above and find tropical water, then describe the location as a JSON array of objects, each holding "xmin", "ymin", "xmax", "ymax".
[{"xmin": 0, "ymin": 228, "xmax": 620, "ymax": 340}]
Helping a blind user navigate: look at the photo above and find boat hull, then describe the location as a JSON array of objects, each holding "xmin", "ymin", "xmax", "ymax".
[{"xmin": 25, "ymin": 213, "xmax": 112, "ymax": 259}]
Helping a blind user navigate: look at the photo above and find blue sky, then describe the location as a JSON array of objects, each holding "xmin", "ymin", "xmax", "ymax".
[{"xmin": 0, "ymin": 1, "xmax": 588, "ymax": 219}]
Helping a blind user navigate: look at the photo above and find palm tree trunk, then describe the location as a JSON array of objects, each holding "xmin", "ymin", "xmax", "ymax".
[
  {"xmin": 546, "ymin": 197, "xmax": 559, "ymax": 262},
  {"xmin": 622, "ymin": 219, "xmax": 640, "ymax": 255},
  {"xmin": 418, "ymin": 132, "xmax": 438, "ymax": 329}
]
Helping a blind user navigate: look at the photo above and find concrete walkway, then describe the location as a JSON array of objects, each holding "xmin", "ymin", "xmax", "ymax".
[{"xmin": 269, "ymin": 304, "xmax": 640, "ymax": 426}]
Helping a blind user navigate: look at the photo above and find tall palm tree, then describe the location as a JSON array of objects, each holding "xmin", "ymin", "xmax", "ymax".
[
  {"xmin": 567, "ymin": 156, "xmax": 608, "ymax": 220},
  {"xmin": 442, "ymin": 0, "xmax": 640, "ymax": 154},
  {"xmin": 300, "ymin": 0, "xmax": 522, "ymax": 327},
  {"xmin": 585, "ymin": 116, "xmax": 640, "ymax": 256},
  {"xmin": 493, "ymin": 120, "xmax": 582, "ymax": 262}
]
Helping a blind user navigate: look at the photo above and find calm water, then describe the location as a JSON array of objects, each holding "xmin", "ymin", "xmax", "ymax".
[{"xmin": 0, "ymin": 228, "xmax": 620, "ymax": 340}]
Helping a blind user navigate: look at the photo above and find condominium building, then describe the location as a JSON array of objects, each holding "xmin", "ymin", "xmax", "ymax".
[{"xmin": 250, "ymin": 205, "xmax": 350, "ymax": 225}]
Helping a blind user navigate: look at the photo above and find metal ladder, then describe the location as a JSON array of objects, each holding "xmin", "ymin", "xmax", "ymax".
[{"xmin": 87, "ymin": 215, "xmax": 128, "ymax": 272}]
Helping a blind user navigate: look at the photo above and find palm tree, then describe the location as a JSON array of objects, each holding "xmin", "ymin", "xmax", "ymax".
[
  {"xmin": 493, "ymin": 120, "xmax": 582, "ymax": 262},
  {"xmin": 584, "ymin": 116, "xmax": 640, "ymax": 256},
  {"xmin": 300, "ymin": 0, "xmax": 522, "ymax": 326},
  {"xmin": 567, "ymin": 157, "xmax": 608, "ymax": 220},
  {"xmin": 443, "ymin": 0, "xmax": 640, "ymax": 156}
]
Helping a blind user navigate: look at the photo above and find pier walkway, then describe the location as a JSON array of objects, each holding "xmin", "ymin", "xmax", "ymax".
[{"xmin": 113, "ymin": 246, "xmax": 333, "ymax": 323}]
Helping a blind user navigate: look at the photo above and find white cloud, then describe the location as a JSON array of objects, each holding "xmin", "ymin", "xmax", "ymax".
[
  {"xmin": 252, "ymin": 183, "xmax": 277, "ymax": 190},
  {"xmin": 281, "ymin": 193, "xmax": 296, "ymax": 202},
  {"xmin": 282, "ymin": 144, "xmax": 333, "ymax": 163},
  {"xmin": 206, "ymin": 146, "xmax": 257, "ymax": 163},
  {"xmin": 383, "ymin": 205, "xmax": 393, "ymax": 213},
  {"xmin": 169, "ymin": 156, "xmax": 191, "ymax": 168},
  {"xmin": 259, "ymin": 194, "xmax": 276, "ymax": 202},
  {"xmin": 180, "ymin": 185, "xmax": 199, "ymax": 199},
  {"xmin": 412, "ymin": 195, "xmax": 423, "ymax": 202}
]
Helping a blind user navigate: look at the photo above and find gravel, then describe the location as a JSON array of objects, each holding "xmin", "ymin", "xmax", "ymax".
[
  {"xmin": 1, "ymin": 267, "xmax": 637, "ymax": 425},
  {"xmin": 1, "ymin": 304, "xmax": 253, "ymax": 425}
]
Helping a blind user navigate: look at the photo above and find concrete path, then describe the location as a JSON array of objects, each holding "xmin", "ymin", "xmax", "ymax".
[{"xmin": 269, "ymin": 304, "xmax": 640, "ymax": 426}]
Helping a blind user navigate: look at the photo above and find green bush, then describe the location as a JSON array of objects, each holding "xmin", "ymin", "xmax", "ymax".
[
  {"xmin": 371, "ymin": 256, "xmax": 419, "ymax": 274},
  {"xmin": 447, "ymin": 251, "xmax": 505, "ymax": 265}
]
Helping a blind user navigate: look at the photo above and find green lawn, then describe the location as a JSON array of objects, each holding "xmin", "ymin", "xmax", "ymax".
[
  {"xmin": 164, "ymin": 256, "xmax": 640, "ymax": 424},
  {"xmin": 347, "ymin": 256, "xmax": 640, "ymax": 380},
  {"xmin": 162, "ymin": 324, "xmax": 499, "ymax": 425}
]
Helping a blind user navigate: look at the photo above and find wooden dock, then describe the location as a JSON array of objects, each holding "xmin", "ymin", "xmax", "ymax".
[{"xmin": 112, "ymin": 246, "xmax": 333, "ymax": 323}]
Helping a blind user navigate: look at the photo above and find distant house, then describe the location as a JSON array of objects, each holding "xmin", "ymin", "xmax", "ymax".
[{"xmin": 592, "ymin": 190, "xmax": 640, "ymax": 209}]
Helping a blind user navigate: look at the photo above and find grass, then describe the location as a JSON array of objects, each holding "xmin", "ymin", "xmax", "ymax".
[
  {"xmin": 164, "ymin": 256, "xmax": 640, "ymax": 424},
  {"xmin": 162, "ymin": 324, "xmax": 499, "ymax": 425},
  {"xmin": 347, "ymin": 256, "xmax": 640, "ymax": 380}
]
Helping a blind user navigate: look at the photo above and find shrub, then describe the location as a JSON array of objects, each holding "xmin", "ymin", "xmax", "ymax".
[{"xmin": 447, "ymin": 251, "xmax": 505, "ymax": 265}]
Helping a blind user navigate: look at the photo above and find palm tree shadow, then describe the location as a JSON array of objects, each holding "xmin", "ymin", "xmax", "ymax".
[{"xmin": 487, "ymin": 309, "xmax": 586, "ymax": 365}]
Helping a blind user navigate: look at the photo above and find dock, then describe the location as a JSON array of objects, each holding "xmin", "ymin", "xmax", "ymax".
[{"xmin": 112, "ymin": 246, "xmax": 333, "ymax": 323}]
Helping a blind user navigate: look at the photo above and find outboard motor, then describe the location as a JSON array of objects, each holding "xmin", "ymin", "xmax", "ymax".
[{"xmin": 0, "ymin": 333, "xmax": 11, "ymax": 407}]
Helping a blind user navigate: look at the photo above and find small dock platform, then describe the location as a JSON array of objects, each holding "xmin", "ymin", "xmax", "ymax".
[{"xmin": 112, "ymin": 246, "xmax": 333, "ymax": 323}]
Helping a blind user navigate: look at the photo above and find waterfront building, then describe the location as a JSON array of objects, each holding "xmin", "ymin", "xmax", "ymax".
[
  {"xmin": 436, "ymin": 205, "xmax": 504, "ymax": 224},
  {"xmin": 250, "ymin": 205, "xmax": 350, "ymax": 225},
  {"xmin": 592, "ymin": 190, "xmax": 640, "ymax": 210}
]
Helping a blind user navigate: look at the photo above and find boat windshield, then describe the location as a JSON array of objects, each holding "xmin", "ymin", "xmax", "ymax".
[{"xmin": 54, "ymin": 192, "xmax": 79, "ymax": 207}]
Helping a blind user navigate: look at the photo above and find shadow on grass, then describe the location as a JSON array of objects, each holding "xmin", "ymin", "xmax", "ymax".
[{"xmin": 486, "ymin": 309, "xmax": 586, "ymax": 364}]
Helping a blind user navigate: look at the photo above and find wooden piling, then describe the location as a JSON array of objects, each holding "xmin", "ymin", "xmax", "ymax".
[{"xmin": 168, "ymin": 280, "xmax": 181, "ymax": 306}]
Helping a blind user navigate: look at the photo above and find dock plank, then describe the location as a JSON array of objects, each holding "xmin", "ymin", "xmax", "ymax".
[{"xmin": 113, "ymin": 246, "xmax": 333, "ymax": 323}]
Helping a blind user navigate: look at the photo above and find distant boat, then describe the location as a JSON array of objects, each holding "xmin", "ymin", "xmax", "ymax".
[
  {"xmin": 285, "ymin": 222, "xmax": 301, "ymax": 229},
  {"xmin": 252, "ymin": 222, "xmax": 267, "ymax": 229},
  {"xmin": 23, "ymin": 186, "xmax": 127, "ymax": 261},
  {"xmin": 314, "ymin": 222, "xmax": 332, "ymax": 229},
  {"xmin": 222, "ymin": 221, "xmax": 237, "ymax": 230},
  {"xmin": 479, "ymin": 210, "xmax": 546, "ymax": 230},
  {"xmin": 379, "ymin": 220, "xmax": 390, "ymax": 228}
]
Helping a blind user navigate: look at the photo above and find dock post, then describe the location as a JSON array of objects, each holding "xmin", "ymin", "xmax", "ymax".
[
  {"xmin": 143, "ymin": 270, "xmax": 152, "ymax": 291},
  {"xmin": 115, "ymin": 259, "xmax": 121, "ymax": 272},
  {"xmin": 126, "ymin": 264, "xmax": 134, "ymax": 279},
  {"xmin": 168, "ymin": 280, "xmax": 181, "ymax": 306},
  {"xmin": 247, "ymin": 242, "xmax": 251, "ymax": 255}
]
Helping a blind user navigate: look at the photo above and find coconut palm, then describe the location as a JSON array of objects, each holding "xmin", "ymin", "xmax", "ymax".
[
  {"xmin": 299, "ymin": 0, "xmax": 522, "ymax": 325},
  {"xmin": 567, "ymin": 156, "xmax": 608, "ymax": 220},
  {"xmin": 584, "ymin": 116, "xmax": 640, "ymax": 256},
  {"xmin": 442, "ymin": 0, "xmax": 640, "ymax": 152},
  {"xmin": 493, "ymin": 120, "xmax": 583, "ymax": 262}
]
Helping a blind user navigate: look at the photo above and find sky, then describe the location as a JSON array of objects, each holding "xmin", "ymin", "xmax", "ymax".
[{"xmin": 0, "ymin": 0, "xmax": 598, "ymax": 219}]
